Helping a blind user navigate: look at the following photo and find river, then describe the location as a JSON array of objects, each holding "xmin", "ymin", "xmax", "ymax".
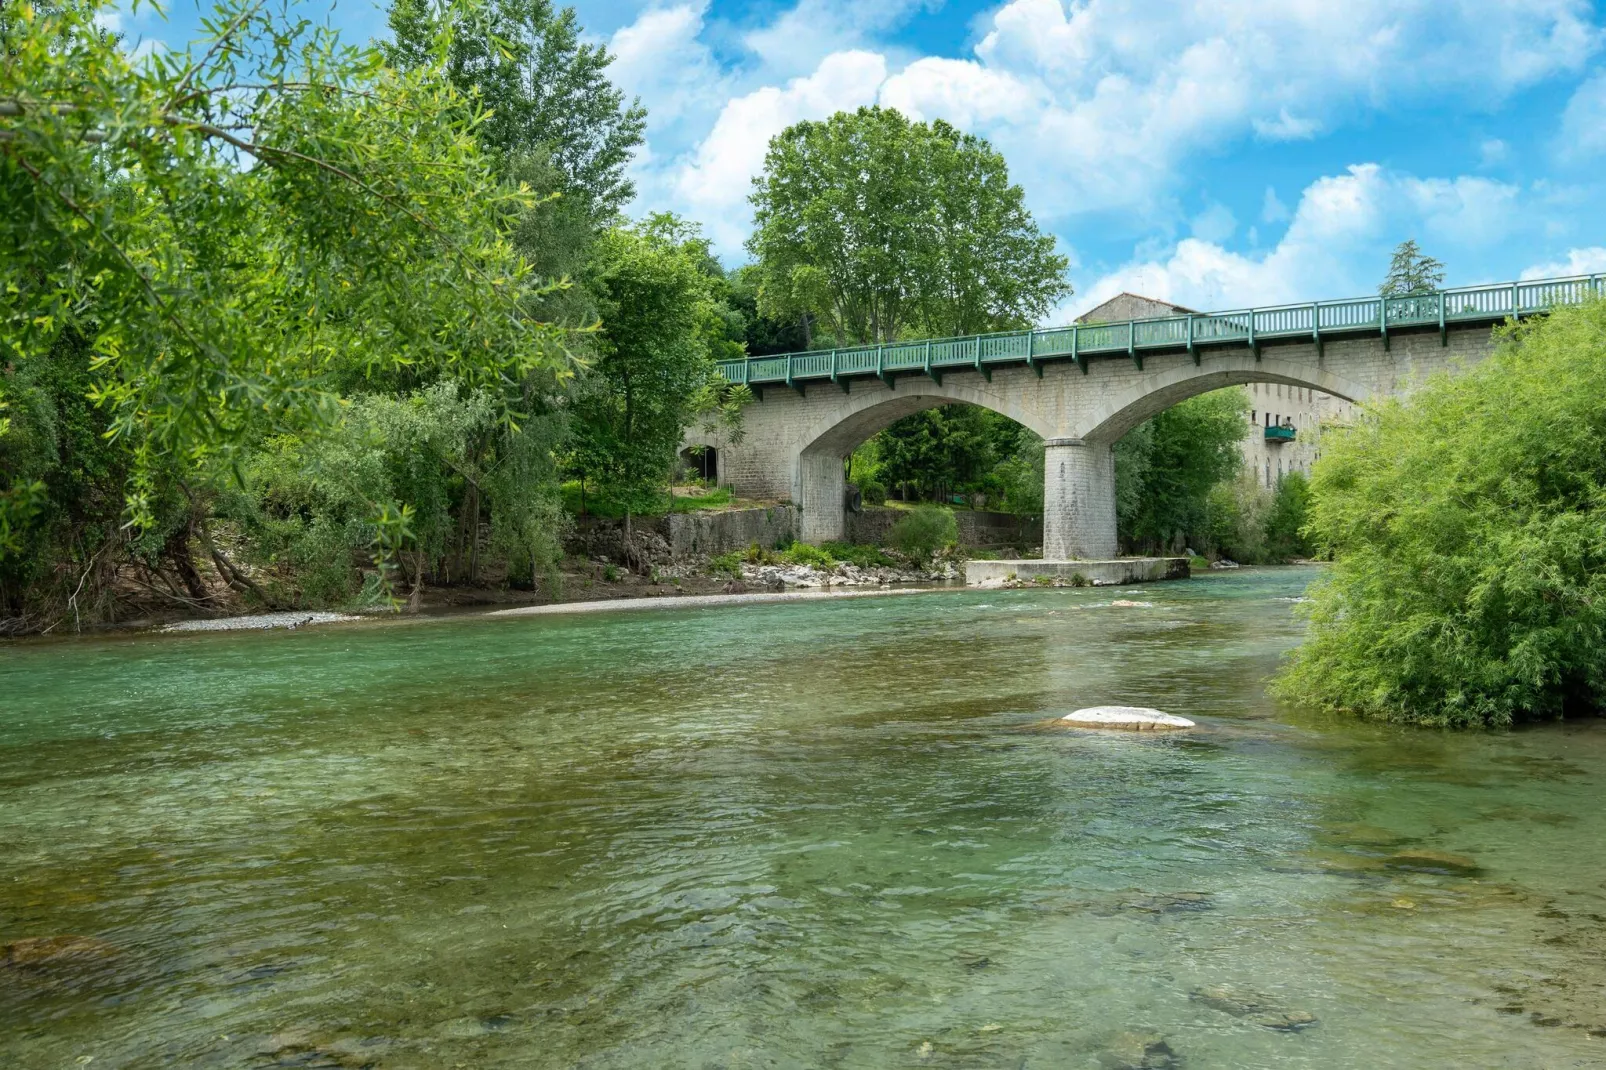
[{"xmin": 2, "ymin": 567, "xmax": 1603, "ymax": 1068}]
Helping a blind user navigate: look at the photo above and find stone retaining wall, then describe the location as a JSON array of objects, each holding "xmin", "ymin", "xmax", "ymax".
[
  {"xmin": 847, "ymin": 507, "xmax": 1041, "ymax": 551},
  {"xmin": 566, "ymin": 504, "xmax": 1038, "ymax": 561},
  {"xmin": 567, "ymin": 507, "xmax": 798, "ymax": 562}
]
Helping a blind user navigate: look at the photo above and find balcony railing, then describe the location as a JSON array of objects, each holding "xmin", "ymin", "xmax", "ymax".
[{"xmin": 1265, "ymin": 425, "xmax": 1296, "ymax": 443}]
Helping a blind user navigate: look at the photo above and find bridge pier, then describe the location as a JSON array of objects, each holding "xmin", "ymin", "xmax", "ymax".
[
  {"xmin": 1043, "ymin": 438, "xmax": 1118, "ymax": 560},
  {"xmin": 798, "ymin": 449, "xmax": 847, "ymax": 544}
]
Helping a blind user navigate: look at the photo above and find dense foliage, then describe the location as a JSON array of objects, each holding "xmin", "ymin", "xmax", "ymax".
[
  {"xmin": 1114, "ymin": 389, "xmax": 1249, "ymax": 553},
  {"xmin": 748, "ymin": 106, "xmax": 1070, "ymax": 346},
  {"xmin": 885, "ymin": 505, "xmax": 958, "ymax": 562},
  {"xmin": 385, "ymin": 0, "xmax": 645, "ymax": 221},
  {"xmin": 1276, "ymin": 299, "xmax": 1606, "ymax": 726},
  {"xmin": 0, "ymin": 0, "xmax": 745, "ymax": 630},
  {"xmin": 0, "ymin": 0, "xmax": 581, "ymax": 627},
  {"xmin": 568, "ymin": 216, "xmax": 748, "ymax": 524}
]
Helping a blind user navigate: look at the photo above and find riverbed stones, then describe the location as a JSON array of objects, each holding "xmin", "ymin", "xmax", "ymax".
[
  {"xmin": 1382, "ymin": 849, "xmax": 1483, "ymax": 876},
  {"xmin": 1, "ymin": 934, "xmax": 116, "ymax": 968},
  {"xmin": 1062, "ymin": 707, "xmax": 1195, "ymax": 731},
  {"xmin": 1096, "ymin": 1031, "xmax": 1179, "ymax": 1069},
  {"xmin": 1190, "ymin": 985, "xmax": 1319, "ymax": 1031}
]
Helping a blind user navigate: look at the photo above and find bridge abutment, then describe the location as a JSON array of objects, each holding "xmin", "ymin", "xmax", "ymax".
[{"xmin": 1043, "ymin": 438, "xmax": 1118, "ymax": 560}]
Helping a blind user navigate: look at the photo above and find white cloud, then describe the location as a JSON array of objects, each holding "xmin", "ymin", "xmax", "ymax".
[
  {"xmin": 1521, "ymin": 247, "xmax": 1606, "ymax": 278},
  {"xmin": 878, "ymin": 58, "xmax": 1040, "ymax": 127},
  {"xmin": 741, "ymin": 0, "xmax": 931, "ymax": 78},
  {"xmin": 672, "ymin": 50, "xmax": 888, "ymax": 250},
  {"xmin": 1480, "ymin": 138, "xmax": 1509, "ymax": 165},
  {"xmin": 1073, "ymin": 164, "xmax": 1524, "ymax": 315},
  {"xmin": 1253, "ymin": 108, "xmax": 1320, "ymax": 141},
  {"xmin": 1558, "ymin": 71, "xmax": 1606, "ymax": 158},
  {"xmin": 609, "ymin": 4, "xmax": 724, "ymax": 127},
  {"xmin": 621, "ymin": 0, "xmax": 1601, "ymax": 256},
  {"xmin": 1191, "ymin": 203, "xmax": 1236, "ymax": 244},
  {"xmin": 1261, "ymin": 187, "xmax": 1290, "ymax": 224}
]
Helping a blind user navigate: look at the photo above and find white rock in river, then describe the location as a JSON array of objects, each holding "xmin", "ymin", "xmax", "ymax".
[{"xmin": 1062, "ymin": 706, "xmax": 1195, "ymax": 731}]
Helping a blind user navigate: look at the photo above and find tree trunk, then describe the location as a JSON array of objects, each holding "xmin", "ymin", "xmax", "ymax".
[
  {"xmin": 408, "ymin": 549, "xmax": 424, "ymax": 612},
  {"xmin": 164, "ymin": 523, "xmax": 211, "ymax": 606},
  {"xmin": 466, "ymin": 484, "xmax": 481, "ymax": 585},
  {"xmin": 197, "ymin": 519, "xmax": 278, "ymax": 609}
]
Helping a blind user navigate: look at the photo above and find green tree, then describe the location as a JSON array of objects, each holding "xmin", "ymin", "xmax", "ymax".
[
  {"xmin": 385, "ymin": 0, "xmax": 646, "ymax": 221},
  {"xmin": 1115, "ymin": 389, "xmax": 1249, "ymax": 553},
  {"xmin": 747, "ymin": 106, "xmax": 1070, "ymax": 346},
  {"xmin": 567, "ymin": 218, "xmax": 747, "ymax": 535},
  {"xmin": 1380, "ymin": 239, "xmax": 1446, "ymax": 296},
  {"xmin": 1275, "ymin": 298, "xmax": 1606, "ymax": 727},
  {"xmin": 1262, "ymin": 471, "xmax": 1312, "ymax": 561},
  {"xmin": 1, "ymin": 0, "xmax": 571, "ymax": 628}
]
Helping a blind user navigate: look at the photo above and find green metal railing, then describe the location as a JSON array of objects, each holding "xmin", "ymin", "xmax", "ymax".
[{"xmin": 717, "ymin": 273, "xmax": 1606, "ymax": 390}]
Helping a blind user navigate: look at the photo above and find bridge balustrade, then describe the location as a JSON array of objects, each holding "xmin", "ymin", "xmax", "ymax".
[{"xmin": 715, "ymin": 274, "xmax": 1606, "ymax": 387}]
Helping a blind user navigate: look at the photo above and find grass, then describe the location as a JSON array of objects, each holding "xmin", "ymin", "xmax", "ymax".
[{"xmin": 1189, "ymin": 555, "xmax": 1211, "ymax": 570}]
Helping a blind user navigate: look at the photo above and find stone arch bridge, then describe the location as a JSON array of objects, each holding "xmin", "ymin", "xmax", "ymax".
[{"xmin": 688, "ymin": 275, "xmax": 1603, "ymax": 560}]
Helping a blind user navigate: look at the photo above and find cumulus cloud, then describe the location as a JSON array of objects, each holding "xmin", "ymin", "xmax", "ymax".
[
  {"xmin": 741, "ymin": 0, "xmax": 931, "ymax": 78},
  {"xmin": 1521, "ymin": 247, "xmax": 1606, "ymax": 278},
  {"xmin": 1071, "ymin": 165, "xmax": 1524, "ymax": 316},
  {"xmin": 672, "ymin": 50, "xmax": 888, "ymax": 249},
  {"xmin": 622, "ymin": 0, "xmax": 1601, "ymax": 256},
  {"xmin": 609, "ymin": 4, "xmax": 725, "ymax": 128},
  {"xmin": 1558, "ymin": 71, "xmax": 1606, "ymax": 158}
]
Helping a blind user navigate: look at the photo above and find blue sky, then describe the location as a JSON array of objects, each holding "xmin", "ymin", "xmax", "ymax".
[{"xmin": 113, "ymin": 0, "xmax": 1606, "ymax": 321}]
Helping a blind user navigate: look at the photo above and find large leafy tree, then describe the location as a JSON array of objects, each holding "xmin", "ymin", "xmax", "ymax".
[
  {"xmin": 567, "ymin": 216, "xmax": 747, "ymax": 533},
  {"xmin": 385, "ymin": 0, "xmax": 646, "ymax": 221},
  {"xmin": 747, "ymin": 106, "xmax": 1070, "ymax": 346},
  {"xmin": 1276, "ymin": 299, "xmax": 1606, "ymax": 727},
  {"xmin": 0, "ymin": 0, "xmax": 571, "ymax": 626}
]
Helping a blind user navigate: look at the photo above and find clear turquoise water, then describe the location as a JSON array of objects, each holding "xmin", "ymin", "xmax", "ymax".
[{"xmin": 2, "ymin": 567, "xmax": 1604, "ymax": 1069}]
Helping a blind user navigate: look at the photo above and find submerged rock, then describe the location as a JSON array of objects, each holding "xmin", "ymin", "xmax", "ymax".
[
  {"xmin": 1097, "ymin": 1031, "xmax": 1180, "ymax": 1069},
  {"xmin": 1063, "ymin": 706, "xmax": 1195, "ymax": 731},
  {"xmin": 1190, "ymin": 985, "xmax": 1318, "ymax": 1031},
  {"xmin": 1, "ymin": 935, "xmax": 116, "ymax": 968},
  {"xmin": 1382, "ymin": 849, "xmax": 1483, "ymax": 876}
]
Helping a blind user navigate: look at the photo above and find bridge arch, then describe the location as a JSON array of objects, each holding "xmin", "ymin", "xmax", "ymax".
[
  {"xmin": 793, "ymin": 378, "xmax": 1058, "ymax": 543},
  {"xmin": 1074, "ymin": 354, "xmax": 1370, "ymax": 444}
]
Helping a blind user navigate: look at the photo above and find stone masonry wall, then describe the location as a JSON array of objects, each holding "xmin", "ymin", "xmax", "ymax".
[{"xmin": 846, "ymin": 507, "xmax": 1042, "ymax": 550}]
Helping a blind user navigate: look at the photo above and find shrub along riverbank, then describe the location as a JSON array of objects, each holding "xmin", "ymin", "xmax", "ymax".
[{"xmin": 1274, "ymin": 297, "xmax": 1606, "ymax": 727}]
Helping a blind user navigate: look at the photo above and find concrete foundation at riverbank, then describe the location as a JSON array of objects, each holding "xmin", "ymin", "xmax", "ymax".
[{"xmin": 964, "ymin": 557, "xmax": 1190, "ymax": 587}]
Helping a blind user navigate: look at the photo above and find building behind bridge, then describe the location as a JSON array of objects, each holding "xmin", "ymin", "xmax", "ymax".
[{"xmin": 1076, "ymin": 293, "xmax": 1356, "ymax": 488}]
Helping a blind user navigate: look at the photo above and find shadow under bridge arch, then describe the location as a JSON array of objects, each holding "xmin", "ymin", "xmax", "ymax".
[
  {"xmin": 793, "ymin": 379, "xmax": 1057, "ymax": 545},
  {"xmin": 1073, "ymin": 356, "xmax": 1370, "ymax": 445}
]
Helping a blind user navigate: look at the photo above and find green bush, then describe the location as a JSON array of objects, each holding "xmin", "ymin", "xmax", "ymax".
[
  {"xmin": 821, "ymin": 542, "xmax": 896, "ymax": 568},
  {"xmin": 708, "ymin": 551, "xmax": 743, "ymax": 578},
  {"xmin": 1274, "ymin": 298, "xmax": 1606, "ymax": 727},
  {"xmin": 1263, "ymin": 472, "xmax": 1312, "ymax": 560},
  {"xmin": 886, "ymin": 505, "xmax": 958, "ymax": 562},
  {"xmin": 742, "ymin": 540, "xmax": 781, "ymax": 565},
  {"xmin": 858, "ymin": 479, "xmax": 887, "ymax": 505},
  {"xmin": 782, "ymin": 542, "xmax": 836, "ymax": 568}
]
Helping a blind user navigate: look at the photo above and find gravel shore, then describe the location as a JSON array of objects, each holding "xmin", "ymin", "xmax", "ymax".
[{"xmin": 162, "ymin": 611, "xmax": 360, "ymax": 633}]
